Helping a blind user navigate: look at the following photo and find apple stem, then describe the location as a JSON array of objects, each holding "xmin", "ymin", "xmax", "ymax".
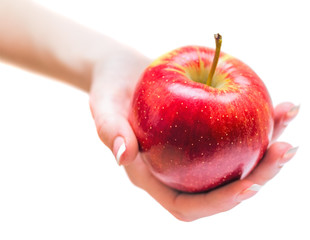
[{"xmin": 206, "ymin": 33, "xmax": 222, "ymax": 86}]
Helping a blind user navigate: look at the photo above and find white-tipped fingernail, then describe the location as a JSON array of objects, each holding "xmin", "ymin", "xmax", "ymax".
[
  {"xmin": 236, "ymin": 184, "xmax": 262, "ymax": 202},
  {"xmin": 283, "ymin": 146, "xmax": 299, "ymax": 159},
  {"xmin": 279, "ymin": 146, "xmax": 299, "ymax": 167},
  {"xmin": 287, "ymin": 105, "xmax": 300, "ymax": 119},
  {"xmin": 113, "ymin": 137, "xmax": 126, "ymax": 165},
  {"xmin": 246, "ymin": 184, "xmax": 262, "ymax": 192}
]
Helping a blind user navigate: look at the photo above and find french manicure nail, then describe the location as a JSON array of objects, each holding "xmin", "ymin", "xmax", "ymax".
[
  {"xmin": 246, "ymin": 184, "xmax": 262, "ymax": 192},
  {"xmin": 280, "ymin": 146, "xmax": 299, "ymax": 167},
  {"xmin": 113, "ymin": 136, "xmax": 126, "ymax": 165},
  {"xmin": 236, "ymin": 184, "xmax": 262, "ymax": 202},
  {"xmin": 286, "ymin": 105, "xmax": 300, "ymax": 119}
]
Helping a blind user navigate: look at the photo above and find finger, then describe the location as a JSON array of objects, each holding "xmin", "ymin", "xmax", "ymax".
[
  {"xmin": 245, "ymin": 142, "xmax": 297, "ymax": 185},
  {"xmin": 90, "ymin": 98, "xmax": 138, "ymax": 166},
  {"xmin": 272, "ymin": 102, "xmax": 300, "ymax": 142},
  {"xmin": 168, "ymin": 179, "xmax": 258, "ymax": 221}
]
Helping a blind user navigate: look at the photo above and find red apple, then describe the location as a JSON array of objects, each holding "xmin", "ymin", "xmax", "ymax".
[{"xmin": 129, "ymin": 34, "xmax": 274, "ymax": 193}]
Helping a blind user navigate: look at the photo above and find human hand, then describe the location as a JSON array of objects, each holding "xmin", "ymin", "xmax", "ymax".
[{"xmin": 89, "ymin": 46, "xmax": 299, "ymax": 221}]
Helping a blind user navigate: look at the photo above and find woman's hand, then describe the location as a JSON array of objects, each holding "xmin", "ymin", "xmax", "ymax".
[
  {"xmin": 0, "ymin": 0, "xmax": 299, "ymax": 222},
  {"xmin": 89, "ymin": 45, "xmax": 299, "ymax": 222}
]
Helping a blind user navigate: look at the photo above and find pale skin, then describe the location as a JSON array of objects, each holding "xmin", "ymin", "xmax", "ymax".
[{"xmin": 0, "ymin": 0, "xmax": 299, "ymax": 222}]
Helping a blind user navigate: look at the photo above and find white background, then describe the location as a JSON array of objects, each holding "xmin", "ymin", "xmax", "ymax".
[{"xmin": 0, "ymin": 0, "xmax": 309, "ymax": 239}]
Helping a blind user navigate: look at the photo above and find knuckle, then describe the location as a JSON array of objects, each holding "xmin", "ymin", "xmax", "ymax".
[
  {"xmin": 209, "ymin": 196, "xmax": 240, "ymax": 214},
  {"xmin": 169, "ymin": 209, "xmax": 195, "ymax": 222},
  {"xmin": 218, "ymin": 202, "xmax": 240, "ymax": 213},
  {"xmin": 172, "ymin": 212, "xmax": 193, "ymax": 222}
]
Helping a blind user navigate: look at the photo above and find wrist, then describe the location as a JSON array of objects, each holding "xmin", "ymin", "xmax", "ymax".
[{"xmin": 90, "ymin": 41, "xmax": 149, "ymax": 91}]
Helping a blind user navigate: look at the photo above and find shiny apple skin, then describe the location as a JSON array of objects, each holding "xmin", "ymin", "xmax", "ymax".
[{"xmin": 129, "ymin": 46, "xmax": 274, "ymax": 193}]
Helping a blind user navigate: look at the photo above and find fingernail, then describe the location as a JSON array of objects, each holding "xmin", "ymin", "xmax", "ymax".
[
  {"xmin": 279, "ymin": 146, "xmax": 299, "ymax": 167},
  {"xmin": 113, "ymin": 136, "xmax": 126, "ymax": 165},
  {"xmin": 286, "ymin": 105, "xmax": 300, "ymax": 119},
  {"xmin": 236, "ymin": 184, "xmax": 262, "ymax": 202}
]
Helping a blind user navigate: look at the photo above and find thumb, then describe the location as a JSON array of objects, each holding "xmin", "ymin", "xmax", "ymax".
[{"xmin": 90, "ymin": 102, "xmax": 139, "ymax": 166}]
